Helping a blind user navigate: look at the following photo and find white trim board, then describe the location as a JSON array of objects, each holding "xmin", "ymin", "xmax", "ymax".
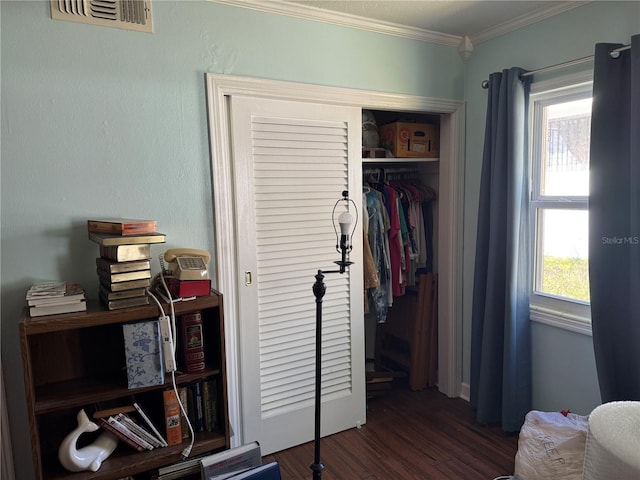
[
  {"xmin": 209, "ymin": 0, "xmax": 588, "ymax": 46},
  {"xmin": 206, "ymin": 74, "xmax": 465, "ymax": 447}
]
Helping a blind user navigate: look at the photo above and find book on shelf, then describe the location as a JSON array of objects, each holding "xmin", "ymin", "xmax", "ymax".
[
  {"xmin": 224, "ymin": 462, "xmax": 281, "ymax": 480},
  {"xmin": 95, "ymin": 416, "xmax": 146, "ymax": 452},
  {"xmin": 188, "ymin": 382, "xmax": 205, "ymax": 433},
  {"xmin": 96, "ymin": 257, "xmax": 151, "ymax": 274},
  {"xmin": 133, "ymin": 401, "xmax": 168, "ymax": 447},
  {"xmin": 163, "ymin": 389, "xmax": 183, "ymax": 446},
  {"xmin": 200, "ymin": 441, "xmax": 262, "ymax": 480},
  {"xmin": 100, "ymin": 244, "xmax": 152, "ymax": 262},
  {"xmin": 99, "ymin": 284, "xmax": 148, "ymax": 301},
  {"xmin": 97, "ymin": 268, "xmax": 151, "ymax": 283},
  {"xmin": 123, "ymin": 320, "xmax": 165, "ymax": 389},
  {"xmin": 178, "ymin": 311, "xmax": 206, "ymax": 373},
  {"xmin": 115, "ymin": 412, "xmax": 165, "ymax": 448},
  {"xmin": 101, "ymin": 294, "xmax": 150, "ymax": 310},
  {"xmin": 99, "ymin": 275, "xmax": 151, "ymax": 292},
  {"xmin": 29, "ymin": 300, "xmax": 87, "ymax": 317},
  {"xmin": 25, "ymin": 280, "xmax": 66, "ymax": 299},
  {"xmin": 26, "ymin": 281, "xmax": 85, "ymax": 306},
  {"xmin": 26, "ymin": 281, "xmax": 86, "ymax": 316},
  {"xmin": 178, "ymin": 386, "xmax": 190, "ymax": 439},
  {"xmin": 105, "ymin": 415, "xmax": 154, "ymax": 450},
  {"xmin": 89, "ymin": 231, "xmax": 166, "ymax": 246},
  {"xmin": 87, "ymin": 218, "xmax": 158, "ymax": 236},
  {"xmin": 202, "ymin": 379, "xmax": 218, "ymax": 431}
]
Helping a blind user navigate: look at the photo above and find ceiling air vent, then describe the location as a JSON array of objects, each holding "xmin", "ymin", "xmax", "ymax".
[{"xmin": 50, "ymin": 0, "xmax": 153, "ymax": 33}]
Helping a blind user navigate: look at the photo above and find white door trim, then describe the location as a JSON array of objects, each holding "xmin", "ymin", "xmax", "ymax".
[{"xmin": 206, "ymin": 74, "xmax": 465, "ymax": 447}]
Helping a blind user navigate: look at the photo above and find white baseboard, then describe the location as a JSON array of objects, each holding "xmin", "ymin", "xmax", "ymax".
[{"xmin": 460, "ymin": 382, "xmax": 470, "ymax": 402}]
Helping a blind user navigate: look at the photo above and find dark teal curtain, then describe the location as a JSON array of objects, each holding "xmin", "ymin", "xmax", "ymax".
[
  {"xmin": 470, "ymin": 68, "xmax": 532, "ymax": 432},
  {"xmin": 589, "ymin": 34, "xmax": 640, "ymax": 402}
]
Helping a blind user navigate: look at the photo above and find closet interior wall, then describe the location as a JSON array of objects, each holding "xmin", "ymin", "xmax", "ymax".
[{"xmin": 362, "ymin": 109, "xmax": 441, "ymax": 390}]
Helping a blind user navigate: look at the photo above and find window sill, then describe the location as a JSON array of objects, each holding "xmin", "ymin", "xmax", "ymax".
[{"xmin": 530, "ymin": 305, "xmax": 592, "ymax": 336}]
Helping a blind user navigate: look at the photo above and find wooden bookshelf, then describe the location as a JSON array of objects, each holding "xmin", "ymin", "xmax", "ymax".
[{"xmin": 20, "ymin": 290, "xmax": 230, "ymax": 480}]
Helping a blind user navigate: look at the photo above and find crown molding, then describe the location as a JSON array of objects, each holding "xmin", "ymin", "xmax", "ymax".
[
  {"xmin": 471, "ymin": 1, "xmax": 590, "ymax": 44},
  {"xmin": 209, "ymin": 0, "xmax": 463, "ymax": 47},
  {"xmin": 209, "ymin": 0, "xmax": 589, "ymax": 52}
]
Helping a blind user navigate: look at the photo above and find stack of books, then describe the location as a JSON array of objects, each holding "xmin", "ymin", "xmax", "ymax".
[
  {"xmin": 87, "ymin": 219, "xmax": 166, "ymax": 310},
  {"xmin": 93, "ymin": 403, "xmax": 168, "ymax": 452},
  {"xmin": 26, "ymin": 281, "xmax": 86, "ymax": 317}
]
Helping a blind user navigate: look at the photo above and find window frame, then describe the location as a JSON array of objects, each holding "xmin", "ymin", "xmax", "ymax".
[{"xmin": 528, "ymin": 72, "xmax": 593, "ymax": 335}]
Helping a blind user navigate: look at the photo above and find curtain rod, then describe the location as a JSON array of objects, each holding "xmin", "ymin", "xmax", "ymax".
[{"xmin": 481, "ymin": 44, "xmax": 631, "ymax": 89}]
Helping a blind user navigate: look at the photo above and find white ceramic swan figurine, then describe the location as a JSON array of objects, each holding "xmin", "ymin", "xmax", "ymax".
[{"xmin": 58, "ymin": 409, "xmax": 119, "ymax": 472}]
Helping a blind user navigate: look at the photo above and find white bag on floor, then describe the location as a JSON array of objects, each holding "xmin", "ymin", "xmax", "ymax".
[{"xmin": 513, "ymin": 410, "xmax": 588, "ymax": 480}]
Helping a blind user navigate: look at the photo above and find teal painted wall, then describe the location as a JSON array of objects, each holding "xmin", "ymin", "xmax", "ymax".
[
  {"xmin": 3, "ymin": 0, "xmax": 639, "ymax": 476},
  {"xmin": 463, "ymin": 1, "xmax": 639, "ymax": 415},
  {"xmin": 1, "ymin": 1, "xmax": 462, "ymax": 477}
]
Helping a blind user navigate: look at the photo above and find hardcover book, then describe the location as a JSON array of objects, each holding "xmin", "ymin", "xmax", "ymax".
[
  {"xmin": 29, "ymin": 300, "xmax": 87, "ymax": 317},
  {"xmin": 89, "ymin": 231, "xmax": 166, "ymax": 246},
  {"xmin": 97, "ymin": 268, "xmax": 151, "ymax": 283},
  {"xmin": 100, "ymin": 294, "xmax": 150, "ymax": 310},
  {"xmin": 122, "ymin": 320, "xmax": 165, "ymax": 389},
  {"xmin": 200, "ymin": 441, "xmax": 262, "ymax": 479},
  {"xmin": 95, "ymin": 257, "xmax": 151, "ymax": 274},
  {"xmin": 100, "ymin": 244, "xmax": 152, "ymax": 262},
  {"xmin": 163, "ymin": 389, "xmax": 183, "ymax": 446},
  {"xmin": 99, "ymin": 276, "xmax": 151, "ymax": 292},
  {"xmin": 188, "ymin": 382, "xmax": 205, "ymax": 433},
  {"xmin": 178, "ymin": 386, "xmax": 190, "ymax": 439},
  {"xmin": 88, "ymin": 218, "xmax": 158, "ymax": 236},
  {"xmin": 178, "ymin": 311, "xmax": 206, "ymax": 373},
  {"xmin": 99, "ymin": 284, "xmax": 148, "ymax": 301},
  {"xmin": 202, "ymin": 379, "xmax": 218, "ymax": 431}
]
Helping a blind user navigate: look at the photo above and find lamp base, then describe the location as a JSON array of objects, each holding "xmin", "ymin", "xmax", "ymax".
[{"xmin": 310, "ymin": 461, "xmax": 324, "ymax": 480}]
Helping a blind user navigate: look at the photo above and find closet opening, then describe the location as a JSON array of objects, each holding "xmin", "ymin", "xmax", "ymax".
[{"xmin": 361, "ymin": 109, "xmax": 443, "ymax": 395}]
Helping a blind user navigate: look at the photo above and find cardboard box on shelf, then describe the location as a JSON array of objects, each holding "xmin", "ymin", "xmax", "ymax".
[{"xmin": 379, "ymin": 121, "xmax": 439, "ymax": 158}]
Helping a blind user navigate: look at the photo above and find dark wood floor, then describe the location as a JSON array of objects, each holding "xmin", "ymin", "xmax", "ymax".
[{"xmin": 264, "ymin": 381, "xmax": 518, "ymax": 480}]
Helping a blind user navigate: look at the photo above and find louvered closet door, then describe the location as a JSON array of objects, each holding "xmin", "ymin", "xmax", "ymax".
[{"xmin": 230, "ymin": 96, "xmax": 365, "ymax": 455}]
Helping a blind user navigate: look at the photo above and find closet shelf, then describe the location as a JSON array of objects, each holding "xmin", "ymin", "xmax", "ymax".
[{"xmin": 362, "ymin": 157, "xmax": 439, "ymax": 163}]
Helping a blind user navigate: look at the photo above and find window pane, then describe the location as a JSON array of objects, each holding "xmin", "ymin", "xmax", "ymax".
[
  {"xmin": 537, "ymin": 209, "xmax": 589, "ymax": 302},
  {"xmin": 541, "ymin": 98, "xmax": 591, "ymax": 196}
]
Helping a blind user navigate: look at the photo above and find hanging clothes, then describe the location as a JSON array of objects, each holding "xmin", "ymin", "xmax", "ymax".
[{"xmin": 363, "ymin": 168, "xmax": 436, "ymax": 322}]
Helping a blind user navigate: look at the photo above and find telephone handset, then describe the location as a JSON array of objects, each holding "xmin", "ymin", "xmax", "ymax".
[{"xmin": 163, "ymin": 248, "xmax": 211, "ymax": 281}]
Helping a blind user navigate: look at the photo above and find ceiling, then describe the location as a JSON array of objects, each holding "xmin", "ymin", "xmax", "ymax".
[{"xmin": 217, "ymin": 0, "xmax": 589, "ymax": 46}]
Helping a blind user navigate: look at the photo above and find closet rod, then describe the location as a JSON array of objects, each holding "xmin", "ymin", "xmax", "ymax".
[
  {"xmin": 481, "ymin": 43, "xmax": 631, "ymax": 89},
  {"xmin": 363, "ymin": 166, "xmax": 420, "ymax": 175}
]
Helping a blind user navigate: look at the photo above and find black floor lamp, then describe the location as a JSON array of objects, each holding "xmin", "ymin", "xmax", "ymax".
[{"xmin": 310, "ymin": 190, "xmax": 358, "ymax": 480}]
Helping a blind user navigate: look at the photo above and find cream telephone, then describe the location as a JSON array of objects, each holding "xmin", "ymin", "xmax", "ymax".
[{"xmin": 162, "ymin": 248, "xmax": 211, "ymax": 281}]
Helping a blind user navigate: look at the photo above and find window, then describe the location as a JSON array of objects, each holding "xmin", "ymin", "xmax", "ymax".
[{"xmin": 529, "ymin": 76, "xmax": 592, "ymax": 332}]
